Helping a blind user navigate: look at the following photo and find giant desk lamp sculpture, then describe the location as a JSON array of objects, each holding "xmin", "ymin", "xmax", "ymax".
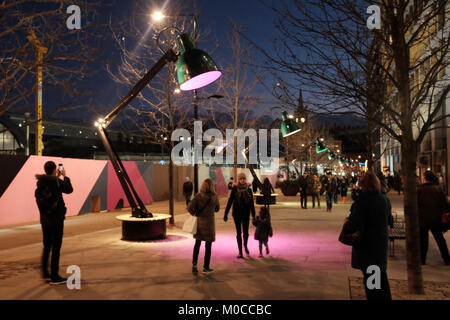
[
  {"xmin": 96, "ymin": 34, "xmax": 221, "ymax": 240},
  {"xmin": 281, "ymin": 111, "xmax": 301, "ymax": 138}
]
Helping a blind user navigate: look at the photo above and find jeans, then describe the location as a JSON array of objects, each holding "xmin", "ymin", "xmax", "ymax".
[
  {"xmin": 312, "ymin": 193, "xmax": 320, "ymax": 208},
  {"xmin": 192, "ymin": 240, "xmax": 212, "ymax": 269},
  {"xmin": 362, "ymin": 269, "xmax": 392, "ymax": 300},
  {"xmin": 420, "ymin": 226, "xmax": 450, "ymax": 264},
  {"xmin": 326, "ymin": 192, "xmax": 333, "ymax": 210},
  {"xmin": 184, "ymin": 194, "xmax": 192, "ymax": 206},
  {"xmin": 233, "ymin": 215, "xmax": 250, "ymax": 255},
  {"xmin": 300, "ymin": 191, "xmax": 307, "ymax": 208},
  {"xmin": 41, "ymin": 221, "xmax": 64, "ymax": 278}
]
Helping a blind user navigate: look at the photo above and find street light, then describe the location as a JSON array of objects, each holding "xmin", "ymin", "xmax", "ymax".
[{"xmin": 95, "ymin": 32, "xmax": 221, "ymax": 219}]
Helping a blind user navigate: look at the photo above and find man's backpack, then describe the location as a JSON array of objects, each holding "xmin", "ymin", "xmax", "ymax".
[{"xmin": 35, "ymin": 184, "xmax": 57, "ymax": 213}]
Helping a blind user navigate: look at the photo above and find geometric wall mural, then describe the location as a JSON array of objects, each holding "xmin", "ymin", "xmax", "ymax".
[{"xmin": 0, "ymin": 155, "xmax": 279, "ymax": 227}]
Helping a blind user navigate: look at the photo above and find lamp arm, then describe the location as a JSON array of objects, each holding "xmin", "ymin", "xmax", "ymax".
[
  {"xmin": 103, "ymin": 49, "xmax": 179, "ymax": 127},
  {"xmin": 97, "ymin": 48, "xmax": 178, "ymax": 218},
  {"xmin": 242, "ymin": 147, "xmax": 263, "ymax": 190}
]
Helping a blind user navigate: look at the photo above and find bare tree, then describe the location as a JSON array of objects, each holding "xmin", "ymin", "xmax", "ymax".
[
  {"xmin": 106, "ymin": 1, "xmax": 209, "ymax": 223},
  {"xmin": 209, "ymin": 21, "xmax": 262, "ymax": 180},
  {"xmin": 0, "ymin": 0, "xmax": 109, "ymax": 116},
  {"xmin": 254, "ymin": 0, "xmax": 450, "ymax": 294}
]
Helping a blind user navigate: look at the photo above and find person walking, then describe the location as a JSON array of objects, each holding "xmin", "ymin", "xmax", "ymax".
[
  {"xmin": 418, "ymin": 170, "xmax": 450, "ymax": 265},
  {"xmin": 224, "ymin": 172, "xmax": 256, "ymax": 258},
  {"xmin": 188, "ymin": 179, "xmax": 220, "ymax": 273},
  {"xmin": 261, "ymin": 177, "xmax": 275, "ymax": 207},
  {"xmin": 35, "ymin": 161, "xmax": 73, "ymax": 284},
  {"xmin": 393, "ymin": 173, "xmax": 402, "ymax": 195},
  {"xmin": 182, "ymin": 177, "xmax": 194, "ymax": 206},
  {"xmin": 324, "ymin": 172, "xmax": 337, "ymax": 212},
  {"xmin": 253, "ymin": 207, "xmax": 273, "ymax": 257},
  {"xmin": 311, "ymin": 175, "xmax": 321, "ymax": 209},
  {"xmin": 334, "ymin": 177, "xmax": 341, "ymax": 204},
  {"xmin": 342, "ymin": 171, "xmax": 393, "ymax": 300},
  {"xmin": 227, "ymin": 177, "xmax": 234, "ymax": 190},
  {"xmin": 340, "ymin": 178, "xmax": 348, "ymax": 204},
  {"xmin": 298, "ymin": 172, "xmax": 309, "ymax": 209}
]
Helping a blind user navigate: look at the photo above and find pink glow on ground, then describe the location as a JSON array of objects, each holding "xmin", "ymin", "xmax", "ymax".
[
  {"xmin": 148, "ymin": 229, "xmax": 351, "ymax": 265},
  {"xmin": 0, "ymin": 156, "xmax": 107, "ymax": 226},
  {"xmin": 107, "ymin": 161, "xmax": 153, "ymax": 210},
  {"xmin": 180, "ymin": 71, "xmax": 222, "ymax": 91}
]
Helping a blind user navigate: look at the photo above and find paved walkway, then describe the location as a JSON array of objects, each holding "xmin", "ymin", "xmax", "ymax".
[{"xmin": 0, "ymin": 192, "xmax": 448, "ymax": 300}]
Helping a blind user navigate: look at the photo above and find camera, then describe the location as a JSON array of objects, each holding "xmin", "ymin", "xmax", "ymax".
[{"xmin": 58, "ymin": 163, "xmax": 64, "ymax": 171}]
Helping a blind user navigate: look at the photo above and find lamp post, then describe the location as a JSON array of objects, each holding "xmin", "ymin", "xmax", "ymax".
[
  {"xmin": 152, "ymin": 10, "xmax": 203, "ymax": 194},
  {"xmin": 27, "ymin": 31, "xmax": 47, "ymax": 156}
]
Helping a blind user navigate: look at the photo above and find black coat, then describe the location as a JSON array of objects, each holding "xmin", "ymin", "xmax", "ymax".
[
  {"xmin": 324, "ymin": 177, "xmax": 337, "ymax": 194},
  {"xmin": 35, "ymin": 174, "xmax": 73, "ymax": 226},
  {"xmin": 298, "ymin": 176, "xmax": 309, "ymax": 192},
  {"xmin": 418, "ymin": 182, "xmax": 448, "ymax": 229},
  {"xmin": 347, "ymin": 192, "xmax": 392, "ymax": 271},
  {"xmin": 254, "ymin": 216, "xmax": 273, "ymax": 242},
  {"xmin": 183, "ymin": 181, "xmax": 193, "ymax": 196},
  {"xmin": 224, "ymin": 185, "xmax": 256, "ymax": 219}
]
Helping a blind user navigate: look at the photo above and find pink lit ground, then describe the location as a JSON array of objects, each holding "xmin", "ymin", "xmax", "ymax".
[{"xmin": 0, "ymin": 192, "xmax": 448, "ymax": 300}]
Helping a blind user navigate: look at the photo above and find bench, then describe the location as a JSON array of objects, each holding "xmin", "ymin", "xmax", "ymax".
[{"xmin": 389, "ymin": 214, "xmax": 406, "ymax": 257}]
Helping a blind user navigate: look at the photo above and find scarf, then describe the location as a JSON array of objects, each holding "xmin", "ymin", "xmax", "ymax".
[{"xmin": 236, "ymin": 182, "xmax": 250, "ymax": 204}]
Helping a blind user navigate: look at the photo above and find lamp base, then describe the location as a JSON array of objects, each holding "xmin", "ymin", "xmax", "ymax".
[
  {"xmin": 116, "ymin": 214, "xmax": 171, "ymax": 241},
  {"xmin": 254, "ymin": 194, "xmax": 278, "ymax": 205}
]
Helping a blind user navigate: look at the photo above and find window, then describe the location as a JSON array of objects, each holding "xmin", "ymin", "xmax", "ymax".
[{"xmin": 0, "ymin": 123, "xmax": 20, "ymax": 152}]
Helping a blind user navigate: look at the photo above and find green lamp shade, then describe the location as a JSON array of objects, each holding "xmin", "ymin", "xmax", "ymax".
[
  {"xmin": 328, "ymin": 150, "xmax": 336, "ymax": 160},
  {"xmin": 315, "ymin": 139, "xmax": 328, "ymax": 153},
  {"xmin": 281, "ymin": 111, "xmax": 301, "ymax": 137},
  {"xmin": 176, "ymin": 34, "xmax": 221, "ymax": 91}
]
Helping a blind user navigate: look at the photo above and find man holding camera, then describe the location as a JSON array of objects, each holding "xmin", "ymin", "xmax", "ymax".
[{"xmin": 35, "ymin": 161, "xmax": 73, "ymax": 284}]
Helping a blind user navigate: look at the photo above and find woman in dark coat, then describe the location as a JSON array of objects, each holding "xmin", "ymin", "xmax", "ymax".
[
  {"xmin": 345, "ymin": 171, "xmax": 393, "ymax": 300},
  {"xmin": 261, "ymin": 178, "xmax": 275, "ymax": 207},
  {"xmin": 188, "ymin": 179, "xmax": 220, "ymax": 273},
  {"xmin": 418, "ymin": 170, "xmax": 450, "ymax": 265},
  {"xmin": 224, "ymin": 172, "xmax": 256, "ymax": 258},
  {"xmin": 340, "ymin": 179, "xmax": 348, "ymax": 204}
]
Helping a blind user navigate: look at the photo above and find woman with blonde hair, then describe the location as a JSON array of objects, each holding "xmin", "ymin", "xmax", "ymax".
[
  {"xmin": 188, "ymin": 178, "xmax": 220, "ymax": 273},
  {"xmin": 341, "ymin": 170, "xmax": 393, "ymax": 300}
]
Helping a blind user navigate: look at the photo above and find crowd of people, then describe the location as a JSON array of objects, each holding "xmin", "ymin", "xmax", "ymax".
[{"xmin": 34, "ymin": 161, "xmax": 449, "ymax": 301}]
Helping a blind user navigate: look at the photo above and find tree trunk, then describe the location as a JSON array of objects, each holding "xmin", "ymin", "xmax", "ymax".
[
  {"xmin": 401, "ymin": 134, "xmax": 424, "ymax": 294},
  {"xmin": 169, "ymin": 143, "xmax": 174, "ymax": 225},
  {"xmin": 233, "ymin": 135, "xmax": 238, "ymax": 181}
]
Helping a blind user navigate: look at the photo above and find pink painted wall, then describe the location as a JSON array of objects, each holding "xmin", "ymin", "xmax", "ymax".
[
  {"xmin": 107, "ymin": 161, "xmax": 153, "ymax": 210},
  {"xmin": 0, "ymin": 156, "xmax": 106, "ymax": 226}
]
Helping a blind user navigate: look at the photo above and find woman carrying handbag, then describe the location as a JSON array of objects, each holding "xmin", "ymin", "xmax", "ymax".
[
  {"xmin": 188, "ymin": 179, "xmax": 220, "ymax": 274},
  {"xmin": 339, "ymin": 171, "xmax": 393, "ymax": 300}
]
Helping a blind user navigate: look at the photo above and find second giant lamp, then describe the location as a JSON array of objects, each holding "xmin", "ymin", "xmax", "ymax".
[{"xmin": 281, "ymin": 111, "xmax": 301, "ymax": 138}]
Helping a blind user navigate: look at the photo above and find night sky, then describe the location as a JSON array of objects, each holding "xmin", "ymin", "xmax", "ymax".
[{"xmin": 30, "ymin": 0, "xmax": 285, "ymax": 122}]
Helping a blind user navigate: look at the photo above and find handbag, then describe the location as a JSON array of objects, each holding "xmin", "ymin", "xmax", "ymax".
[
  {"xmin": 182, "ymin": 215, "xmax": 198, "ymax": 234},
  {"xmin": 338, "ymin": 221, "xmax": 361, "ymax": 246},
  {"xmin": 183, "ymin": 195, "xmax": 212, "ymax": 235}
]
